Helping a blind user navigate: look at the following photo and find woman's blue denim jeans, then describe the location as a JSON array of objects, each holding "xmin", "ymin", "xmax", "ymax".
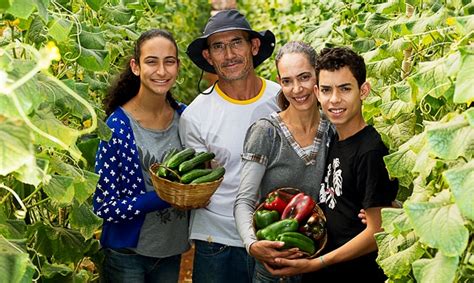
[
  {"xmin": 253, "ymin": 260, "xmax": 302, "ymax": 283},
  {"xmin": 192, "ymin": 240, "xmax": 255, "ymax": 283},
  {"xmin": 100, "ymin": 248, "xmax": 181, "ymax": 283}
]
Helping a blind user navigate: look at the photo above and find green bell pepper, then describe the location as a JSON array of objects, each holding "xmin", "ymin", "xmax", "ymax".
[
  {"xmin": 254, "ymin": 210, "xmax": 280, "ymax": 229},
  {"xmin": 256, "ymin": 219, "xmax": 299, "ymax": 241}
]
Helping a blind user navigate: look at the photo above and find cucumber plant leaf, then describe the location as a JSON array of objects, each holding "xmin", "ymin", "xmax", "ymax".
[
  {"xmin": 412, "ymin": 252, "xmax": 459, "ymax": 283},
  {"xmin": 68, "ymin": 202, "xmax": 102, "ymax": 240},
  {"xmin": 454, "ymin": 49, "xmax": 474, "ymax": 104},
  {"xmin": 0, "ymin": 123, "xmax": 35, "ymax": 176},
  {"xmin": 43, "ymin": 175, "xmax": 75, "ymax": 205},
  {"xmin": 426, "ymin": 114, "xmax": 474, "ymax": 160},
  {"xmin": 5, "ymin": 0, "xmax": 35, "ymax": 19},
  {"xmin": 0, "ymin": 237, "xmax": 35, "ymax": 283},
  {"xmin": 444, "ymin": 160, "xmax": 474, "ymax": 220},
  {"xmin": 381, "ymin": 208, "xmax": 413, "ymax": 236},
  {"xmin": 405, "ymin": 200, "xmax": 469, "ymax": 257},
  {"xmin": 376, "ymin": 231, "xmax": 424, "ymax": 279}
]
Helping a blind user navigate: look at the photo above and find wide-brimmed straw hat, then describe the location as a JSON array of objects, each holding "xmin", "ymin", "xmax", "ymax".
[{"xmin": 186, "ymin": 9, "xmax": 276, "ymax": 74}]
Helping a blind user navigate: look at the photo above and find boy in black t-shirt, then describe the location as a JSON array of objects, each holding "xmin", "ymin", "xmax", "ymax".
[{"xmin": 265, "ymin": 47, "xmax": 398, "ymax": 282}]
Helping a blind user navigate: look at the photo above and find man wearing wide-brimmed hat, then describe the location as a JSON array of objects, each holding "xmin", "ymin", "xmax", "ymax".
[{"xmin": 179, "ymin": 9, "xmax": 281, "ymax": 283}]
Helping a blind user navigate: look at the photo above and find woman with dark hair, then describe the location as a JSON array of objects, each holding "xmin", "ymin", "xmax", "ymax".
[
  {"xmin": 234, "ymin": 41, "xmax": 334, "ymax": 283},
  {"xmin": 93, "ymin": 29, "xmax": 189, "ymax": 282}
]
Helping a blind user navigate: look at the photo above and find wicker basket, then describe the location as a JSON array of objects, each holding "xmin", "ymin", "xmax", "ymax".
[
  {"xmin": 149, "ymin": 163, "xmax": 223, "ymax": 210},
  {"xmin": 253, "ymin": 187, "xmax": 327, "ymax": 258}
]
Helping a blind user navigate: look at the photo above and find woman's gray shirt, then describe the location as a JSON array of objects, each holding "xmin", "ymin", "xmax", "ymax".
[
  {"xmin": 234, "ymin": 112, "xmax": 333, "ymax": 252},
  {"xmin": 124, "ymin": 109, "xmax": 190, "ymax": 258}
]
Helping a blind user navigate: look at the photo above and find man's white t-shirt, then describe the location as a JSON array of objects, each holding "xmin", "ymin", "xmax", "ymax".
[{"xmin": 179, "ymin": 78, "xmax": 280, "ymax": 247}]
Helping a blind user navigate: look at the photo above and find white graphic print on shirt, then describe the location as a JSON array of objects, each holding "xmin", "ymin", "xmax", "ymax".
[{"xmin": 319, "ymin": 158, "xmax": 343, "ymax": 209}]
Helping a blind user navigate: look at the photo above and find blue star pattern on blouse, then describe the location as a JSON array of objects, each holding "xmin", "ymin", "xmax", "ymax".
[{"xmin": 93, "ymin": 108, "xmax": 170, "ymax": 224}]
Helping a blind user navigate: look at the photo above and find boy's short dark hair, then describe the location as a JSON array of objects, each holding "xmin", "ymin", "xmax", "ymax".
[{"xmin": 316, "ymin": 47, "xmax": 366, "ymax": 88}]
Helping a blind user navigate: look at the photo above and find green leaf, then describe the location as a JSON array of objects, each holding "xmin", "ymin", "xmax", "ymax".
[
  {"xmin": 85, "ymin": 0, "xmax": 106, "ymax": 11},
  {"xmin": 352, "ymin": 39, "xmax": 375, "ymax": 53},
  {"xmin": 32, "ymin": 222, "xmax": 95, "ymax": 263},
  {"xmin": 364, "ymin": 13, "xmax": 392, "ymax": 38},
  {"xmin": 376, "ymin": 232, "xmax": 424, "ymax": 278},
  {"xmin": 31, "ymin": 109, "xmax": 80, "ymax": 150},
  {"xmin": 412, "ymin": 146, "xmax": 437, "ymax": 180},
  {"xmin": 412, "ymin": 252, "xmax": 459, "ymax": 283},
  {"xmin": 307, "ymin": 18, "xmax": 335, "ymax": 39},
  {"xmin": 0, "ymin": 123, "xmax": 35, "ymax": 176},
  {"xmin": 445, "ymin": 51, "xmax": 462, "ymax": 77},
  {"xmin": 454, "ymin": 49, "xmax": 474, "ymax": 104},
  {"xmin": 79, "ymin": 27, "xmax": 106, "ymax": 50},
  {"xmin": 465, "ymin": 107, "xmax": 474, "ymax": 126},
  {"xmin": 0, "ymin": 0, "xmax": 11, "ymax": 10},
  {"xmin": 452, "ymin": 15, "xmax": 474, "ymax": 35},
  {"xmin": 5, "ymin": 0, "xmax": 35, "ymax": 19},
  {"xmin": 76, "ymin": 46, "xmax": 110, "ymax": 72},
  {"xmin": 412, "ymin": 8, "xmax": 447, "ymax": 34},
  {"xmin": 384, "ymin": 148, "xmax": 417, "ymax": 179},
  {"xmin": 410, "ymin": 57, "xmax": 450, "ymax": 101},
  {"xmin": 11, "ymin": 162, "xmax": 43, "ymax": 187},
  {"xmin": 69, "ymin": 203, "xmax": 102, "ymax": 239},
  {"xmin": 55, "ymin": 79, "xmax": 92, "ymax": 119},
  {"xmin": 366, "ymin": 56, "xmax": 398, "ymax": 79},
  {"xmin": 41, "ymin": 262, "xmax": 73, "ymax": 278},
  {"xmin": 0, "ymin": 238, "xmax": 35, "ymax": 283},
  {"xmin": 376, "ymin": 0, "xmax": 403, "ymax": 14},
  {"xmin": 426, "ymin": 114, "xmax": 474, "ymax": 160},
  {"xmin": 48, "ymin": 17, "xmax": 73, "ymax": 43},
  {"xmin": 43, "ymin": 175, "xmax": 75, "ymax": 204},
  {"xmin": 405, "ymin": 201, "xmax": 469, "ymax": 256},
  {"xmin": 102, "ymin": 5, "xmax": 133, "ymax": 25},
  {"xmin": 0, "ymin": 208, "xmax": 27, "ymax": 239},
  {"xmin": 381, "ymin": 208, "xmax": 413, "ymax": 236},
  {"xmin": 379, "ymin": 100, "xmax": 415, "ymax": 120},
  {"xmin": 411, "ymin": 176, "xmax": 433, "ymax": 202},
  {"xmin": 97, "ymin": 118, "xmax": 112, "ymax": 141},
  {"xmin": 77, "ymin": 137, "xmax": 99, "ymax": 169},
  {"xmin": 73, "ymin": 170, "xmax": 99, "ymax": 205},
  {"xmin": 386, "ymin": 38, "xmax": 410, "ymax": 60},
  {"xmin": 374, "ymin": 113, "xmax": 416, "ymax": 149},
  {"xmin": 33, "ymin": 0, "xmax": 49, "ymax": 22},
  {"xmin": 444, "ymin": 160, "xmax": 474, "ymax": 220},
  {"xmin": 0, "ymin": 63, "xmax": 46, "ymax": 118}
]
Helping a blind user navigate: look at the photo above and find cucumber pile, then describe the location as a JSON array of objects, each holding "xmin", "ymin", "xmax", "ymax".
[{"xmin": 156, "ymin": 148, "xmax": 225, "ymax": 184}]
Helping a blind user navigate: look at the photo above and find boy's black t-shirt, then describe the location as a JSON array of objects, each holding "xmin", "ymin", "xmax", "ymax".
[{"xmin": 304, "ymin": 125, "xmax": 398, "ymax": 282}]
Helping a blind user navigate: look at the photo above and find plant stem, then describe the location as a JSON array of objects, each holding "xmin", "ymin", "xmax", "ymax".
[{"xmin": 26, "ymin": 197, "xmax": 50, "ymax": 209}]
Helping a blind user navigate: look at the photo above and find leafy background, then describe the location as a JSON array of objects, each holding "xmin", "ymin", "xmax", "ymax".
[{"xmin": 1, "ymin": 0, "xmax": 473, "ymax": 282}]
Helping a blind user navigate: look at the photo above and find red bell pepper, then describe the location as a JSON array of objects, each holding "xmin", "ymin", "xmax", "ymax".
[
  {"xmin": 263, "ymin": 191, "xmax": 288, "ymax": 215},
  {"xmin": 281, "ymin": 193, "xmax": 315, "ymax": 223}
]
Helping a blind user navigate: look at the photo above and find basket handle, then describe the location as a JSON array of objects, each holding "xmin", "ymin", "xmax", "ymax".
[{"xmin": 156, "ymin": 164, "xmax": 182, "ymax": 182}]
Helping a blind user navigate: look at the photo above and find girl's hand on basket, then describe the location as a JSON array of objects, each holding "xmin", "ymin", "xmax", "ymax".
[{"xmin": 249, "ymin": 240, "xmax": 303, "ymax": 265}]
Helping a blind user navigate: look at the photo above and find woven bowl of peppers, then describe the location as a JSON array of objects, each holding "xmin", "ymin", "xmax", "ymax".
[{"xmin": 252, "ymin": 187, "xmax": 327, "ymax": 258}]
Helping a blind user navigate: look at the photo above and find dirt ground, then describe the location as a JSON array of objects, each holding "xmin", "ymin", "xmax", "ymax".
[{"xmin": 178, "ymin": 244, "xmax": 194, "ymax": 282}]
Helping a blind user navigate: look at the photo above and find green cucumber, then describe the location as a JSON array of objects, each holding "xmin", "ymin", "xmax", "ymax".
[
  {"xmin": 180, "ymin": 168, "xmax": 214, "ymax": 184},
  {"xmin": 178, "ymin": 152, "xmax": 216, "ymax": 173},
  {"xmin": 190, "ymin": 167, "xmax": 225, "ymax": 184},
  {"xmin": 166, "ymin": 148, "xmax": 196, "ymax": 169},
  {"xmin": 157, "ymin": 148, "xmax": 179, "ymax": 177},
  {"xmin": 276, "ymin": 232, "xmax": 316, "ymax": 254}
]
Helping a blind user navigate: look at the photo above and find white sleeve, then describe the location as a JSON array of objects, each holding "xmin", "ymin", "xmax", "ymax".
[
  {"xmin": 234, "ymin": 160, "xmax": 266, "ymax": 254},
  {"xmin": 179, "ymin": 110, "xmax": 208, "ymax": 152}
]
